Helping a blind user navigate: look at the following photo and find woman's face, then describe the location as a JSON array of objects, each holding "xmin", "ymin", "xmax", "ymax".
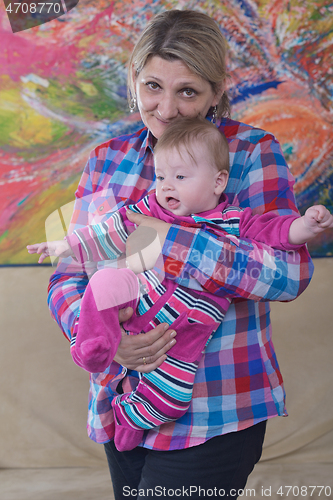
[{"xmin": 134, "ymin": 56, "xmax": 222, "ymax": 140}]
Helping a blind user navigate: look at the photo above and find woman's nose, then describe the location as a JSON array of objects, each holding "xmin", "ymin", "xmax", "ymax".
[{"xmin": 157, "ymin": 94, "xmax": 179, "ymax": 121}]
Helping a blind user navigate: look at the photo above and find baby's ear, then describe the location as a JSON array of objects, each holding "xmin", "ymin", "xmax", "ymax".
[{"xmin": 215, "ymin": 169, "xmax": 229, "ymax": 195}]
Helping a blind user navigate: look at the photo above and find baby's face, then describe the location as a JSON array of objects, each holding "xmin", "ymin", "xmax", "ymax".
[{"xmin": 155, "ymin": 143, "xmax": 228, "ymax": 217}]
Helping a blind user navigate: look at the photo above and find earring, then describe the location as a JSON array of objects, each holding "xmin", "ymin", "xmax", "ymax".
[
  {"xmin": 129, "ymin": 96, "xmax": 137, "ymax": 113},
  {"xmin": 212, "ymin": 105, "xmax": 218, "ymax": 124}
]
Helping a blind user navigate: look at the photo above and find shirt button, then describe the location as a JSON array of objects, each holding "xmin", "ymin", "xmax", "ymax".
[{"xmin": 99, "ymin": 205, "xmax": 104, "ymax": 211}]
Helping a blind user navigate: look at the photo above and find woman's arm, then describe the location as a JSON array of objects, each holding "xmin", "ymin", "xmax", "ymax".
[
  {"xmin": 127, "ymin": 132, "xmax": 314, "ymax": 302},
  {"xmin": 162, "ymin": 133, "xmax": 314, "ymax": 302},
  {"xmin": 162, "ymin": 225, "xmax": 312, "ymax": 301},
  {"xmin": 48, "ymin": 264, "xmax": 175, "ymax": 371}
]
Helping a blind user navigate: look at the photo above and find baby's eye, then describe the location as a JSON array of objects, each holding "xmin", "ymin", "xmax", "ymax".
[
  {"xmin": 177, "ymin": 175, "xmax": 185, "ymax": 180},
  {"xmin": 156, "ymin": 175, "xmax": 164, "ymax": 182}
]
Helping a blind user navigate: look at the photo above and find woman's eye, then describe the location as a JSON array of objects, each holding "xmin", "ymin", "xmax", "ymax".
[
  {"xmin": 147, "ymin": 82, "xmax": 160, "ymax": 90},
  {"xmin": 182, "ymin": 88, "xmax": 196, "ymax": 97}
]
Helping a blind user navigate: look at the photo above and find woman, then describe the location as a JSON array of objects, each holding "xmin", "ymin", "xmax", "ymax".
[{"xmin": 48, "ymin": 10, "xmax": 313, "ymax": 499}]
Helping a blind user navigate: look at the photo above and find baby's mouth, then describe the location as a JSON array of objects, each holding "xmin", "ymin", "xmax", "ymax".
[{"xmin": 166, "ymin": 197, "xmax": 180, "ymax": 210}]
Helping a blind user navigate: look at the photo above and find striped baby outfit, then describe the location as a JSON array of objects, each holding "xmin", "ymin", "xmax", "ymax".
[{"xmin": 66, "ymin": 192, "xmax": 300, "ymax": 449}]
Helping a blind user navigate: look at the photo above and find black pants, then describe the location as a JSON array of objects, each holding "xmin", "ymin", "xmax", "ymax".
[{"xmin": 104, "ymin": 421, "xmax": 266, "ymax": 499}]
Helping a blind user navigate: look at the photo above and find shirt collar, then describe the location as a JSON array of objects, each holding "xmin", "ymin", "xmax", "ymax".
[
  {"xmin": 146, "ymin": 128, "xmax": 156, "ymax": 152},
  {"xmin": 138, "ymin": 127, "xmax": 155, "ymax": 162}
]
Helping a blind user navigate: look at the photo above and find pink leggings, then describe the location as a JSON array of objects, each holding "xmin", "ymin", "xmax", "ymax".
[{"xmin": 71, "ymin": 268, "xmax": 216, "ymax": 452}]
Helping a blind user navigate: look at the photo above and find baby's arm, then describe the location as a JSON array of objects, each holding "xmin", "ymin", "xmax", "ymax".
[
  {"xmin": 28, "ymin": 205, "xmax": 132, "ymax": 265},
  {"xmin": 27, "ymin": 240, "xmax": 73, "ymax": 264},
  {"xmin": 289, "ymin": 205, "xmax": 333, "ymax": 245}
]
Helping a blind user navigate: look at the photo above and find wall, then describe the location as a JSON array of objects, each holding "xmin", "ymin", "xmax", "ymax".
[{"xmin": 0, "ymin": 258, "xmax": 332, "ymax": 468}]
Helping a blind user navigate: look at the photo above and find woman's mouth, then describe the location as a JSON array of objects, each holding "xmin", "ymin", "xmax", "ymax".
[{"xmin": 156, "ymin": 117, "xmax": 170, "ymax": 126}]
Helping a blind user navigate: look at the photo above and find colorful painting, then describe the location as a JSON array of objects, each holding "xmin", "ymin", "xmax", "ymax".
[{"xmin": 0, "ymin": 0, "xmax": 332, "ymax": 264}]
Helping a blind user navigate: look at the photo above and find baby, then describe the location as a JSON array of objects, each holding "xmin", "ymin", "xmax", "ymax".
[{"xmin": 28, "ymin": 117, "xmax": 333, "ymax": 451}]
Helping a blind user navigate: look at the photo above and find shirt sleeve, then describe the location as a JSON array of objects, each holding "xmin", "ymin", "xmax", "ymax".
[
  {"xmin": 66, "ymin": 207, "xmax": 130, "ymax": 263},
  {"xmin": 161, "ymin": 133, "xmax": 314, "ymax": 302},
  {"xmin": 238, "ymin": 208, "xmax": 303, "ymax": 252},
  {"xmin": 47, "ymin": 154, "xmax": 97, "ymax": 342}
]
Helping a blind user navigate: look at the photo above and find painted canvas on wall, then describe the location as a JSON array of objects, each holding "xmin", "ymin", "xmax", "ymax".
[{"xmin": 0, "ymin": 0, "xmax": 332, "ymax": 264}]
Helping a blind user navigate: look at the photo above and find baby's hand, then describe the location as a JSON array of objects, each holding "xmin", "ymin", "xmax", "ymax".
[
  {"xmin": 304, "ymin": 205, "xmax": 333, "ymax": 233},
  {"xmin": 27, "ymin": 240, "xmax": 73, "ymax": 264}
]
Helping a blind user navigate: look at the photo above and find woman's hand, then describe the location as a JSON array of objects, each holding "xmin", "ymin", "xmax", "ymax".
[
  {"xmin": 125, "ymin": 210, "xmax": 171, "ymax": 273},
  {"xmin": 114, "ymin": 307, "xmax": 177, "ymax": 372}
]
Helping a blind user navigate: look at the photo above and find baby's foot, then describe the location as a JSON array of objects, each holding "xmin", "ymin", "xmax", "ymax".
[
  {"xmin": 78, "ymin": 336, "xmax": 111, "ymax": 372},
  {"xmin": 114, "ymin": 424, "xmax": 144, "ymax": 452}
]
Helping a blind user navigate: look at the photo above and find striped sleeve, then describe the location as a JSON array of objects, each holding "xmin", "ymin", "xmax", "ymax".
[{"xmin": 66, "ymin": 208, "xmax": 129, "ymax": 263}]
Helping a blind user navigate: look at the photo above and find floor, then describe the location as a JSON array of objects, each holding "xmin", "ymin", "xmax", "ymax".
[
  {"xmin": 0, "ymin": 467, "xmax": 114, "ymax": 500},
  {"xmin": 1, "ymin": 463, "xmax": 332, "ymax": 500}
]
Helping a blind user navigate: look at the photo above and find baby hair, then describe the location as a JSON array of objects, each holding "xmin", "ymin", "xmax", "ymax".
[{"xmin": 154, "ymin": 116, "xmax": 229, "ymax": 173}]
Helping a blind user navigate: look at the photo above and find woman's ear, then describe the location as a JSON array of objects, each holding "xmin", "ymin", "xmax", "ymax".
[
  {"xmin": 214, "ymin": 169, "xmax": 229, "ymax": 195},
  {"xmin": 132, "ymin": 62, "xmax": 137, "ymax": 77},
  {"xmin": 131, "ymin": 64, "xmax": 137, "ymax": 88},
  {"xmin": 212, "ymin": 80, "xmax": 226, "ymax": 107}
]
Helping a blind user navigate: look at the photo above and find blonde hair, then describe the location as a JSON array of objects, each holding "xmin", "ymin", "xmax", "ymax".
[
  {"xmin": 128, "ymin": 10, "xmax": 230, "ymax": 119},
  {"xmin": 154, "ymin": 117, "xmax": 229, "ymax": 173}
]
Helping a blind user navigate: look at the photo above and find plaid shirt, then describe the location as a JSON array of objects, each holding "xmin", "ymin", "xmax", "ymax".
[{"xmin": 48, "ymin": 117, "xmax": 313, "ymax": 450}]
